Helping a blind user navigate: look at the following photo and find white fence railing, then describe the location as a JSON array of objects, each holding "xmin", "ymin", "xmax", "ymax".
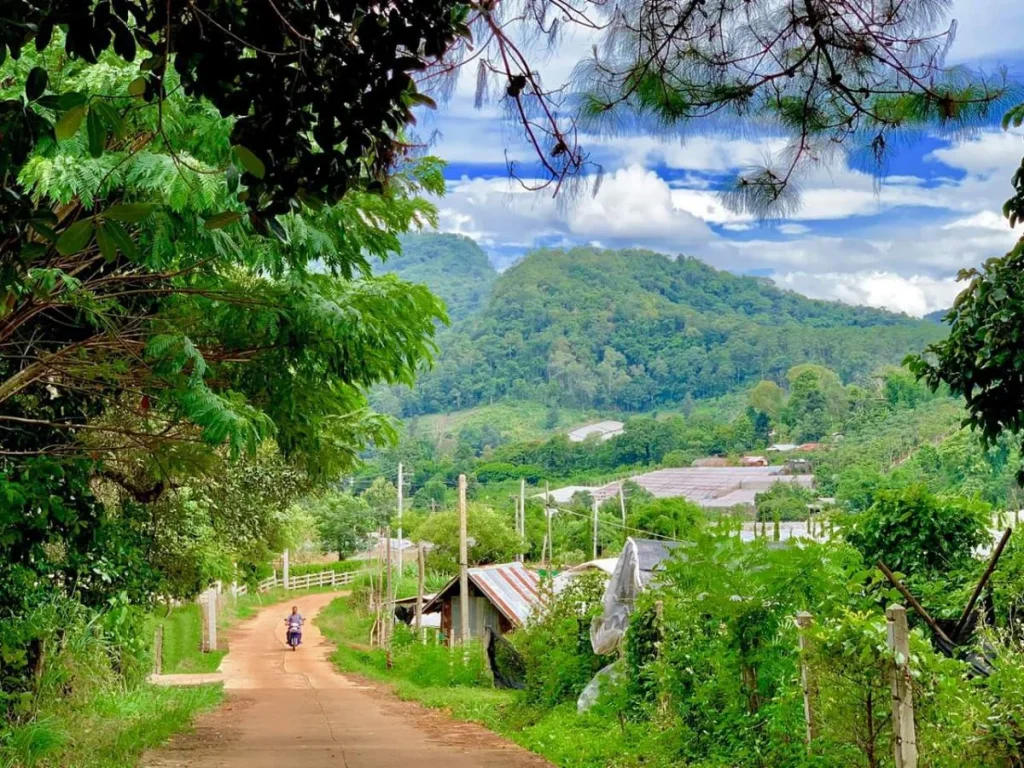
[{"xmin": 252, "ymin": 568, "xmax": 364, "ymax": 594}]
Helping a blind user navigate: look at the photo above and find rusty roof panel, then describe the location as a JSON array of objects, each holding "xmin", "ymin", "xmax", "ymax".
[{"xmin": 468, "ymin": 562, "xmax": 540, "ymax": 627}]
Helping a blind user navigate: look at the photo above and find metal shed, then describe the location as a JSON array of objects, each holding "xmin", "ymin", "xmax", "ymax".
[{"xmin": 423, "ymin": 562, "xmax": 541, "ymax": 641}]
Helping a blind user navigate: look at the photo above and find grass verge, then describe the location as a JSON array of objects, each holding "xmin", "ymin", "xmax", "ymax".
[
  {"xmin": 1, "ymin": 684, "xmax": 221, "ymax": 768},
  {"xmin": 316, "ymin": 596, "xmax": 670, "ymax": 768}
]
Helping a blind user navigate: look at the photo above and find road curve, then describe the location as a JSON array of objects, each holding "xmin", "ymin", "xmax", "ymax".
[{"xmin": 142, "ymin": 591, "xmax": 551, "ymax": 768}]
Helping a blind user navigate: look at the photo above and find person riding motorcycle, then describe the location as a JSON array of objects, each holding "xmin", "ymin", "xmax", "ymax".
[{"xmin": 284, "ymin": 606, "xmax": 304, "ymax": 649}]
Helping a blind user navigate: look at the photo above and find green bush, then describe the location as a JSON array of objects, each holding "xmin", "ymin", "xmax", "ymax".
[{"xmin": 514, "ymin": 572, "xmax": 609, "ymax": 708}]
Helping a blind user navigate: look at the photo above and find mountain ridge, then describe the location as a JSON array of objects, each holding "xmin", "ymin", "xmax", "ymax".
[{"xmin": 380, "ymin": 239, "xmax": 945, "ymax": 416}]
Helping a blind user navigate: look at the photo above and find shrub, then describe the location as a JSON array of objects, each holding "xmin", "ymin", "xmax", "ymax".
[{"xmin": 515, "ymin": 572, "xmax": 609, "ymax": 708}]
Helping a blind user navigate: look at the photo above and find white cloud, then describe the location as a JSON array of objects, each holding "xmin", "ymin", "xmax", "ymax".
[
  {"xmin": 774, "ymin": 272, "xmax": 965, "ymax": 317},
  {"xmin": 948, "ymin": 0, "xmax": 1024, "ymax": 61},
  {"xmin": 437, "ymin": 166, "xmax": 715, "ymax": 252},
  {"xmin": 586, "ymin": 134, "xmax": 789, "ymax": 173},
  {"xmin": 568, "ymin": 167, "xmax": 713, "ymax": 243},
  {"xmin": 929, "ymin": 129, "xmax": 1024, "ymax": 175},
  {"xmin": 777, "ymin": 223, "xmax": 811, "ymax": 235}
]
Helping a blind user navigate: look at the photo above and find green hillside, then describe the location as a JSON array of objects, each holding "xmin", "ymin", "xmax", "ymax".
[
  {"xmin": 393, "ymin": 246, "xmax": 946, "ymax": 416},
  {"xmin": 375, "ymin": 233, "xmax": 497, "ymax": 322}
]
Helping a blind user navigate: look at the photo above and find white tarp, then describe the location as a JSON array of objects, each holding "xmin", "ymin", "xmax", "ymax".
[
  {"xmin": 577, "ymin": 660, "xmax": 625, "ymax": 713},
  {"xmin": 589, "ymin": 537, "xmax": 680, "ymax": 655},
  {"xmin": 589, "ymin": 539, "xmax": 643, "ymax": 655}
]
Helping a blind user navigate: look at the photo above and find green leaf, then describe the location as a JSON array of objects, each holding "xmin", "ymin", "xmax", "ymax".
[
  {"xmin": 103, "ymin": 203, "xmax": 155, "ymax": 223},
  {"xmin": 95, "ymin": 223, "xmax": 117, "ymax": 262},
  {"xmin": 105, "ymin": 220, "xmax": 137, "ymax": 260},
  {"xmin": 55, "ymin": 220, "xmax": 95, "ymax": 256},
  {"xmin": 204, "ymin": 211, "xmax": 243, "ymax": 230},
  {"xmin": 55, "ymin": 105, "xmax": 87, "ymax": 141},
  {"xmin": 408, "ymin": 92, "xmax": 437, "ymax": 109},
  {"xmin": 26, "ymin": 67, "xmax": 48, "ymax": 101},
  {"xmin": 128, "ymin": 77, "xmax": 146, "ymax": 97},
  {"xmin": 87, "ymin": 109, "xmax": 105, "ymax": 158},
  {"xmin": 92, "ymin": 101, "xmax": 124, "ymax": 139},
  {"xmin": 232, "ymin": 146, "xmax": 266, "ymax": 179},
  {"xmin": 57, "ymin": 92, "xmax": 87, "ymax": 109}
]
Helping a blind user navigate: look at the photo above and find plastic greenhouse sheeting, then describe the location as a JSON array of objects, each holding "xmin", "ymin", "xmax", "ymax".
[
  {"xmin": 577, "ymin": 660, "xmax": 625, "ymax": 713},
  {"xmin": 589, "ymin": 537, "xmax": 679, "ymax": 655}
]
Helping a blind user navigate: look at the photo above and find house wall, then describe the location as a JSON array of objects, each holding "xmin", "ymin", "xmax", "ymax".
[{"xmin": 438, "ymin": 592, "xmax": 513, "ymax": 642}]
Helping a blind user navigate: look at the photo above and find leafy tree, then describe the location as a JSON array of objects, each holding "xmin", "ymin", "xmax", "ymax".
[
  {"xmin": 361, "ymin": 478, "xmax": 398, "ymax": 526},
  {"xmin": 412, "ymin": 478, "xmax": 448, "ymax": 511},
  {"xmin": 0, "ymin": 51, "xmax": 445, "ymax": 550},
  {"xmin": 412, "ymin": 504, "xmax": 521, "ymax": 571},
  {"xmin": 310, "ymin": 493, "xmax": 380, "ymax": 560},
  {"xmin": 844, "ymin": 485, "xmax": 991, "ymax": 579},
  {"xmin": 630, "ymin": 498, "xmax": 703, "ymax": 540},
  {"xmin": 785, "ymin": 371, "xmax": 831, "ymax": 442},
  {"xmin": 755, "ymin": 483, "xmax": 815, "ymax": 525},
  {"xmin": 880, "ymin": 366, "xmax": 929, "ymax": 410},
  {"xmin": 748, "ymin": 380, "xmax": 785, "ymax": 423}
]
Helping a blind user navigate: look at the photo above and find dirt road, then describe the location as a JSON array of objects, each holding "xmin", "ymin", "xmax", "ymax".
[{"xmin": 142, "ymin": 592, "xmax": 551, "ymax": 768}]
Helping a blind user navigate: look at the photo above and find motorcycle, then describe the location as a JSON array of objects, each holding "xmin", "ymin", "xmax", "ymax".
[{"xmin": 285, "ymin": 621, "xmax": 302, "ymax": 651}]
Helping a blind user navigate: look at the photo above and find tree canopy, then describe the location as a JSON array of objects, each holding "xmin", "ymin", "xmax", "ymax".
[{"xmin": 384, "ymin": 245, "xmax": 944, "ymax": 415}]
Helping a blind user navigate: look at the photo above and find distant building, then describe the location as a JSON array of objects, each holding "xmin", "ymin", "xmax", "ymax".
[
  {"xmin": 784, "ymin": 458, "xmax": 812, "ymax": 474},
  {"xmin": 692, "ymin": 457, "xmax": 731, "ymax": 467},
  {"xmin": 767, "ymin": 443, "xmax": 798, "ymax": 452},
  {"xmin": 797, "ymin": 442, "xmax": 823, "ymax": 452},
  {"xmin": 532, "ymin": 485, "xmax": 601, "ymax": 505},
  {"xmin": 740, "ymin": 456, "xmax": 769, "ymax": 467},
  {"xmin": 553, "ymin": 557, "xmax": 618, "ymax": 593},
  {"xmin": 588, "ymin": 466, "xmax": 814, "ymax": 511},
  {"xmin": 568, "ymin": 420, "xmax": 625, "ymax": 443},
  {"xmin": 423, "ymin": 562, "xmax": 540, "ymax": 640}
]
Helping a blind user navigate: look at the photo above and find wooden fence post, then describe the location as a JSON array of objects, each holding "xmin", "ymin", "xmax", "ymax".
[
  {"xmin": 154, "ymin": 624, "xmax": 164, "ymax": 675},
  {"xmin": 887, "ymin": 605, "xmax": 918, "ymax": 768},
  {"xmin": 206, "ymin": 588, "xmax": 217, "ymax": 653},
  {"xmin": 795, "ymin": 612, "xmax": 818, "ymax": 747}
]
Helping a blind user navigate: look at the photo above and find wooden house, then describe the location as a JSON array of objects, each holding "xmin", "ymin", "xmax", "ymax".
[{"xmin": 423, "ymin": 562, "xmax": 540, "ymax": 641}]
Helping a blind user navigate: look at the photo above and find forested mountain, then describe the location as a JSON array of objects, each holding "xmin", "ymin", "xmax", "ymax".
[
  {"xmin": 389, "ymin": 246, "xmax": 946, "ymax": 415},
  {"xmin": 374, "ymin": 233, "xmax": 497, "ymax": 321}
]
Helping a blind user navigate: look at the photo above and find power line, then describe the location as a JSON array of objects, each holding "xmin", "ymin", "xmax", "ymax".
[{"xmin": 547, "ymin": 504, "xmax": 685, "ymax": 544}]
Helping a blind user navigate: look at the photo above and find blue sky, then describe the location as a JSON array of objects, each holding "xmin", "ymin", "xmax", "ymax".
[{"xmin": 415, "ymin": 0, "xmax": 1024, "ymax": 316}]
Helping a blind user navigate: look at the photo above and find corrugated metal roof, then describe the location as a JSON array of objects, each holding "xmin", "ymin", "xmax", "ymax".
[
  {"xmin": 469, "ymin": 562, "xmax": 540, "ymax": 626},
  {"xmin": 423, "ymin": 562, "xmax": 541, "ymax": 628},
  {"xmin": 568, "ymin": 420, "xmax": 625, "ymax": 442}
]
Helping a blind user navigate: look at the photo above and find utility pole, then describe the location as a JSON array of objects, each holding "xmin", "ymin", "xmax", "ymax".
[
  {"xmin": 416, "ymin": 544, "xmax": 426, "ymax": 644},
  {"xmin": 458, "ymin": 474, "xmax": 470, "ymax": 644},
  {"xmin": 384, "ymin": 529, "xmax": 393, "ymax": 649},
  {"xmin": 546, "ymin": 481, "xmax": 554, "ymax": 569},
  {"xmin": 397, "ymin": 463, "xmax": 404, "ymax": 574},
  {"xmin": 592, "ymin": 497, "xmax": 599, "ymax": 560},
  {"xmin": 282, "ymin": 548, "xmax": 290, "ymax": 591},
  {"xmin": 518, "ymin": 478, "xmax": 526, "ymax": 562},
  {"xmin": 619, "ymin": 483, "xmax": 627, "ymax": 528}
]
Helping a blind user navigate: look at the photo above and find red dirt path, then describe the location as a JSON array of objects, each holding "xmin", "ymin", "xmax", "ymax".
[{"xmin": 141, "ymin": 591, "xmax": 551, "ymax": 768}]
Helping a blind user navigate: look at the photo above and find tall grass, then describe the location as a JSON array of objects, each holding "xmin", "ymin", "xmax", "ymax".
[
  {"xmin": 157, "ymin": 604, "xmax": 224, "ymax": 674},
  {"xmin": 0, "ymin": 595, "xmax": 220, "ymax": 768},
  {"xmin": 1, "ymin": 685, "xmax": 221, "ymax": 768}
]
